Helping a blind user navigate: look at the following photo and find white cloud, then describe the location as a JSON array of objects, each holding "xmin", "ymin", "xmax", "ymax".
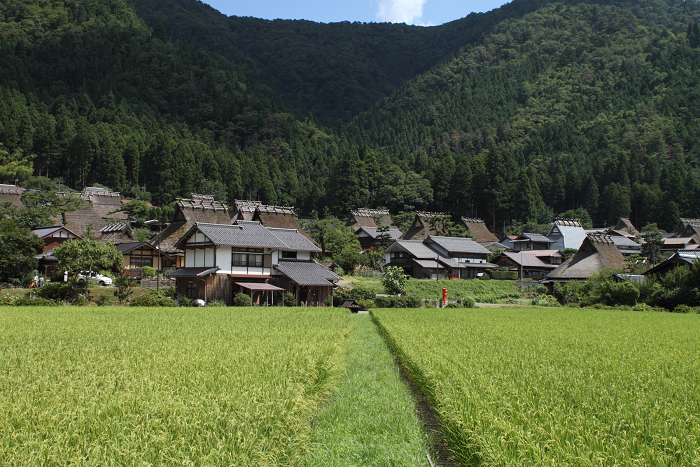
[{"xmin": 376, "ymin": 0, "xmax": 427, "ymax": 24}]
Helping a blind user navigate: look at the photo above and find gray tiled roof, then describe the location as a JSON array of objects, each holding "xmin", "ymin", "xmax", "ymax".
[
  {"xmin": 274, "ymin": 260, "xmax": 339, "ymax": 286},
  {"xmin": 392, "ymin": 240, "xmax": 441, "ymax": 259},
  {"xmin": 513, "ymin": 233, "xmax": 553, "ymax": 244},
  {"xmin": 167, "ymin": 267, "xmax": 219, "ymax": 277},
  {"xmin": 181, "ymin": 222, "xmax": 286, "ymax": 249},
  {"xmin": 32, "ymin": 225, "xmax": 81, "ymax": 239},
  {"xmin": 356, "ymin": 227, "xmax": 402, "ymax": 240},
  {"xmin": 426, "ymin": 236, "xmax": 491, "ymax": 254},
  {"xmin": 268, "ymin": 228, "xmax": 321, "ymax": 252}
]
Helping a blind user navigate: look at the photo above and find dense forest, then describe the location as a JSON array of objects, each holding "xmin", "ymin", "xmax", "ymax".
[{"xmin": 1, "ymin": 0, "xmax": 700, "ymax": 234}]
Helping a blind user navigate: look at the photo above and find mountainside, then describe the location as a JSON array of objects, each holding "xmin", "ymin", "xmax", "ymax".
[
  {"xmin": 347, "ymin": 0, "xmax": 700, "ymax": 230},
  {"xmin": 125, "ymin": 0, "xmax": 582, "ymax": 126}
]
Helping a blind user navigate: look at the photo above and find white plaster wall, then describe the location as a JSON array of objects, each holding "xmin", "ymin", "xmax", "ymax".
[
  {"xmin": 218, "ymin": 246, "xmax": 232, "ymax": 272},
  {"xmin": 205, "ymin": 248, "xmax": 215, "ymax": 266},
  {"xmin": 185, "ymin": 250, "xmax": 195, "ymax": 267}
]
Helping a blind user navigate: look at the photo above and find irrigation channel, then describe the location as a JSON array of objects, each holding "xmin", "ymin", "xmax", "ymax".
[{"xmin": 305, "ymin": 313, "xmax": 457, "ymax": 467}]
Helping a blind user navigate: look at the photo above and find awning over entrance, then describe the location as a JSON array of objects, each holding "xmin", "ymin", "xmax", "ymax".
[
  {"xmin": 234, "ymin": 282, "xmax": 284, "ymax": 291},
  {"xmin": 167, "ymin": 267, "xmax": 219, "ymax": 277},
  {"xmin": 228, "ymin": 274, "xmax": 271, "ymax": 279}
]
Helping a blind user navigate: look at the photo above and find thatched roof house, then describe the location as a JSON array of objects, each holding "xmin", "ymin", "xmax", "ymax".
[
  {"xmin": 672, "ymin": 218, "xmax": 700, "ymax": 236},
  {"xmin": 252, "ymin": 205, "xmax": 316, "ymax": 244},
  {"xmin": 150, "ymin": 194, "xmax": 232, "ymax": 263},
  {"xmin": 232, "ymin": 200, "xmax": 263, "ymax": 221},
  {"xmin": 612, "ymin": 218, "xmax": 639, "ymax": 235},
  {"xmin": 0, "ymin": 184, "xmax": 24, "ymax": 208},
  {"xmin": 547, "ymin": 233, "xmax": 626, "ymax": 281},
  {"xmin": 399, "ymin": 212, "xmax": 447, "ymax": 241},
  {"xmin": 643, "ymin": 250, "xmax": 700, "ymax": 276},
  {"xmin": 459, "ymin": 217, "xmax": 499, "ymax": 244},
  {"xmin": 82, "ymin": 187, "xmax": 127, "ymax": 220},
  {"xmin": 98, "ymin": 222, "xmax": 136, "ymax": 245},
  {"xmin": 346, "ymin": 208, "xmax": 393, "ymax": 229},
  {"xmin": 53, "ymin": 200, "xmax": 108, "ymax": 237},
  {"xmin": 673, "ymin": 220, "xmax": 700, "ymax": 244}
]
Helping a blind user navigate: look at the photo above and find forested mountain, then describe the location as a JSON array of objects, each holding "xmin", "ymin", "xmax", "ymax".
[
  {"xmin": 347, "ymin": 0, "xmax": 700, "ymax": 231},
  {"xmin": 1, "ymin": 0, "xmax": 700, "ymax": 233}
]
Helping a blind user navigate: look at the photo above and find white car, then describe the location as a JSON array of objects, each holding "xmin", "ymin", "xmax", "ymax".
[{"xmin": 76, "ymin": 272, "xmax": 113, "ymax": 286}]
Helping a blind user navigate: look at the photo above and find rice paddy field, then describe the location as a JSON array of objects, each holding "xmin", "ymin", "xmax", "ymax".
[
  {"xmin": 372, "ymin": 307, "xmax": 700, "ymax": 467},
  {"xmin": 0, "ymin": 306, "xmax": 352, "ymax": 466}
]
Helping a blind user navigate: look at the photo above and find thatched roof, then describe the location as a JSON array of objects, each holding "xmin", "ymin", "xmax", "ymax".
[
  {"xmin": 233, "ymin": 200, "xmax": 263, "ymax": 221},
  {"xmin": 98, "ymin": 222, "xmax": 136, "ymax": 245},
  {"xmin": 150, "ymin": 194, "xmax": 232, "ymax": 255},
  {"xmin": 672, "ymin": 218, "xmax": 700, "ymax": 236},
  {"xmin": 81, "ymin": 187, "xmax": 127, "ymax": 220},
  {"xmin": 459, "ymin": 217, "xmax": 498, "ymax": 243},
  {"xmin": 346, "ymin": 208, "xmax": 393, "ymax": 228},
  {"xmin": 399, "ymin": 212, "xmax": 446, "ymax": 241},
  {"xmin": 674, "ymin": 221, "xmax": 700, "ymax": 244},
  {"xmin": 252, "ymin": 205, "xmax": 316, "ymax": 244},
  {"xmin": 547, "ymin": 234, "xmax": 626, "ymax": 281},
  {"xmin": 52, "ymin": 201, "xmax": 108, "ymax": 237},
  {"xmin": 0, "ymin": 184, "xmax": 24, "ymax": 208},
  {"xmin": 612, "ymin": 218, "xmax": 639, "ymax": 235}
]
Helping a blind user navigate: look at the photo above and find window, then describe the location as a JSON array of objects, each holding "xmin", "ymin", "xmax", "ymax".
[
  {"xmin": 186, "ymin": 281, "xmax": 196, "ymax": 299},
  {"xmin": 130, "ymin": 257, "xmax": 153, "ymax": 268},
  {"xmin": 232, "ymin": 249, "xmax": 264, "ymax": 267},
  {"xmin": 282, "ymin": 251, "xmax": 297, "ymax": 259}
]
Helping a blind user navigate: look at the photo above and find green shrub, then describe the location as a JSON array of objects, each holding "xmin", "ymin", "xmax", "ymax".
[
  {"xmin": 0, "ymin": 293, "xmax": 14, "ymax": 305},
  {"xmin": 208, "ymin": 299, "xmax": 227, "ymax": 307},
  {"xmin": 130, "ymin": 294, "xmax": 160, "ymax": 307},
  {"xmin": 233, "ymin": 293, "xmax": 252, "ymax": 307},
  {"xmin": 178, "ymin": 296, "xmax": 194, "ymax": 307},
  {"xmin": 95, "ymin": 295, "xmax": 114, "ymax": 306},
  {"xmin": 142, "ymin": 266, "xmax": 157, "ymax": 278},
  {"xmin": 534, "ymin": 285, "xmax": 548, "ymax": 295},
  {"xmin": 374, "ymin": 295, "xmax": 421, "ymax": 308},
  {"xmin": 532, "ymin": 294, "xmax": 561, "ymax": 307},
  {"xmin": 37, "ymin": 282, "xmax": 81, "ymax": 303},
  {"xmin": 356, "ymin": 299, "xmax": 375, "ymax": 310},
  {"xmin": 14, "ymin": 296, "xmax": 55, "ymax": 306},
  {"xmin": 602, "ymin": 281, "xmax": 640, "ymax": 307},
  {"xmin": 382, "ymin": 266, "xmax": 407, "ymax": 295},
  {"xmin": 72, "ymin": 295, "xmax": 90, "ymax": 306},
  {"xmin": 445, "ymin": 302, "xmax": 464, "ymax": 308},
  {"xmin": 487, "ymin": 268, "xmax": 519, "ymax": 280},
  {"xmin": 157, "ymin": 297, "xmax": 178, "ymax": 307},
  {"xmin": 284, "ymin": 293, "xmax": 296, "ymax": 307},
  {"xmin": 462, "ymin": 296, "xmax": 476, "ymax": 308}
]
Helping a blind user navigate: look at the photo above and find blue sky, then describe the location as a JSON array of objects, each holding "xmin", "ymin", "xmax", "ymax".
[{"xmin": 201, "ymin": 0, "xmax": 512, "ymax": 26}]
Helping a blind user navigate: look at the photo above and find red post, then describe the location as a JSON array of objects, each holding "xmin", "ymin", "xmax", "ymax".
[{"xmin": 442, "ymin": 288, "xmax": 447, "ymax": 307}]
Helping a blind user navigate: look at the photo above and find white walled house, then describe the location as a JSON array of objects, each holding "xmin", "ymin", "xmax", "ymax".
[{"xmin": 168, "ymin": 221, "xmax": 339, "ymax": 306}]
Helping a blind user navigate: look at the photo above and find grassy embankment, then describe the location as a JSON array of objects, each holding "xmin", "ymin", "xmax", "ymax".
[
  {"xmin": 304, "ymin": 314, "xmax": 428, "ymax": 467},
  {"xmin": 373, "ymin": 307, "xmax": 700, "ymax": 466}
]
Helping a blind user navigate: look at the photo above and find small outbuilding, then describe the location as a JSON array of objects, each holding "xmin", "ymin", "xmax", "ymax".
[{"xmin": 341, "ymin": 300, "xmax": 361, "ymax": 313}]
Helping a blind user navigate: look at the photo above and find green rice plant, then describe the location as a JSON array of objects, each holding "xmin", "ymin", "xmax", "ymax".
[
  {"xmin": 373, "ymin": 307, "xmax": 700, "ymax": 466},
  {"xmin": 0, "ymin": 307, "xmax": 351, "ymax": 466}
]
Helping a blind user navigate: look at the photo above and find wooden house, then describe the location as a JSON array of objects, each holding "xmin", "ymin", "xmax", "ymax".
[
  {"xmin": 671, "ymin": 218, "xmax": 700, "ymax": 237},
  {"xmin": 661, "ymin": 237, "xmax": 698, "ymax": 252},
  {"xmin": 168, "ymin": 221, "xmax": 338, "ymax": 306},
  {"xmin": 547, "ymin": 234, "xmax": 626, "ymax": 281},
  {"xmin": 459, "ymin": 217, "xmax": 499, "ymax": 244},
  {"xmin": 150, "ymin": 194, "xmax": 233, "ymax": 268},
  {"xmin": 510, "ymin": 232, "xmax": 554, "ymax": 251},
  {"xmin": 399, "ymin": 212, "xmax": 447, "ymax": 241},
  {"xmin": 547, "ymin": 218, "xmax": 587, "ymax": 252},
  {"xmin": 492, "ymin": 250, "xmax": 563, "ymax": 280},
  {"xmin": 423, "ymin": 235, "xmax": 497, "ymax": 278},
  {"xmin": 643, "ymin": 250, "xmax": 700, "ymax": 277},
  {"xmin": 354, "ymin": 226, "xmax": 402, "ymax": 249},
  {"xmin": 32, "ymin": 225, "xmax": 82, "ymax": 277},
  {"xmin": 115, "ymin": 242, "xmax": 175, "ymax": 276},
  {"xmin": 346, "ymin": 208, "xmax": 394, "ymax": 229},
  {"xmin": 672, "ymin": 220, "xmax": 700, "ymax": 244}
]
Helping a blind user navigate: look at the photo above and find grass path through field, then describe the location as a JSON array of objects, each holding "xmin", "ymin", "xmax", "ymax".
[{"xmin": 304, "ymin": 314, "xmax": 429, "ymax": 467}]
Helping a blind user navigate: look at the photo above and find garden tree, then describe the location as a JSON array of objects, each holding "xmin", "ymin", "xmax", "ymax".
[
  {"xmin": 53, "ymin": 238, "xmax": 123, "ymax": 297},
  {"xmin": 16, "ymin": 190, "xmax": 86, "ymax": 229},
  {"xmin": 372, "ymin": 213, "xmax": 393, "ymax": 250},
  {"xmin": 113, "ymin": 268, "xmax": 137, "ymax": 305},
  {"xmin": 0, "ymin": 218, "xmax": 44, "ymax": 284},
  {"xmin": 641, "ymin": 229, "xmax": 665, "ymax": 265},
  {"xmin": 382, "ymin": 266, "xmax": 407, "ymax": 295},
  {"xmin": 305, "ymin": 216, "xmax": 345, "ymax": 259}
]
